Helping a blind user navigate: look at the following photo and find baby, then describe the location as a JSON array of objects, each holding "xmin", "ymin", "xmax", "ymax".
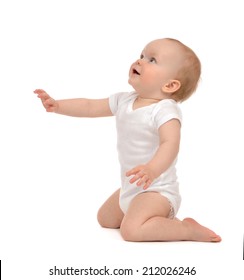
[{"xmin": 34, "ymin": 38, "xmax": 221, "ymax": 242}]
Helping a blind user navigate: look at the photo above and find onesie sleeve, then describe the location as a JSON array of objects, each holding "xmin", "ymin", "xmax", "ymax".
[
  {"xmin": 109, "ymin": 92, "xmax": 121, "ymax": 115},
  {"xmin": 154, "ymin": 100, "xmax": 182, "ymax": 129},
  {"xmin": 109, "ymin": 91, "xmax": 135, "ymax": 115}
]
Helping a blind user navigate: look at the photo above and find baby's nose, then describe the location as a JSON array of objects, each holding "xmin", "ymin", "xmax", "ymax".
[{"xmin": 137, "ymin": 58, "xmax": 144, "ymax": 65}]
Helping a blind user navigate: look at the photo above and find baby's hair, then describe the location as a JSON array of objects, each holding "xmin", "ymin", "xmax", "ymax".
[{"xmin": 166, "ymin": 38, "xmax": 201, "ymax": 102}]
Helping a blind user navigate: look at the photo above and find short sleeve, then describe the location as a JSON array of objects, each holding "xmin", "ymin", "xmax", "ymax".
[
  {"xmin": 109, "ymin": 91, "xmax": 135, "ymax": 115},
  {"xmin": 109, "ymin": 92, "xmax": 121, "ymax": 115},
  {"xmin": 154, "ymin": 100, "xmax": 182, "ymax": 129}
]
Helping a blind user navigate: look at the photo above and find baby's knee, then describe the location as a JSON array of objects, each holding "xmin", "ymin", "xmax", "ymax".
[
  {"xmin": 97, "ymin": 208, "xmax": 110, "ymax": 228},
  {"xmin": 120, "ymin": 221, "xmax": 140, "ymax": 241},
  {"xmin": 97, "ymin": 208, "xmax": 106, "ymax": 227},
  {"xmin": 97, "ymin": 207, "xmax": 121, "ymax": 229}
]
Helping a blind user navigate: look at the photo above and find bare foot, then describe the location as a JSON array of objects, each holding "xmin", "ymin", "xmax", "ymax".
[{"xmin": 182, "ymin": 218, "xmax": 221, "ymax": 242}]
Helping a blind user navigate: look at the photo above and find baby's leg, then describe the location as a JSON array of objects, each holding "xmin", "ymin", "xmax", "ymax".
[
  {"xmin": 97, "ymin": 188, "xmax": 124, "ymax": 229},
  {"xmin": 120, "ymin": 192, "xmax": 221, "ymax": 242}
]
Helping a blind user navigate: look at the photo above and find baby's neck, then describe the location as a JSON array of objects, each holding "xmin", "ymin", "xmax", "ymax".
[
  {"xmin": 137, "ymin": 96, "xmax": 162, "ymax": 102},
  {"xmin": 133, "ymin": 96, "xmax": 161, "ymax": 110}
]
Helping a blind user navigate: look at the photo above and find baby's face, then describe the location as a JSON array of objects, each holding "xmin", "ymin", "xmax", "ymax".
[{"xmin": 128, "ymin": 39, "xmax": 182, "ymax": 99}]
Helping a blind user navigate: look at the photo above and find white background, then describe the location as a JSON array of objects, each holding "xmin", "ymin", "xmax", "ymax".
[{"xmin": 0, "ymin": 0, "xmax": 243, "ymax": 279}]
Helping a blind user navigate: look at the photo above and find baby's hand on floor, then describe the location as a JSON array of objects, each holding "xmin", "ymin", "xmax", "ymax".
[{"xmin": 126, "ymin": 165, "xmax": 155, "ymax": 190}]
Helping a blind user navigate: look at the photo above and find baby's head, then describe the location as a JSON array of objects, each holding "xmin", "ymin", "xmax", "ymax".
[
  {"xmin": 129, "ymin": 38, "xmax": 201, "ymax": 102},
  {"xmin": 165, "ymin": 38, "xmax": 201, "ymax": 102}
]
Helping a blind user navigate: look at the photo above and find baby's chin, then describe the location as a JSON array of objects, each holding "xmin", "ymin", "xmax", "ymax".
[{"xmin": 127, "ymin": 78, "xmax": 134, "ymax": 88}]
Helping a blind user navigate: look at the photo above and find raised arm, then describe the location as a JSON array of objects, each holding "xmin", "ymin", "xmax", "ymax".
[
  {"xmin": 126, "ymin": 119, "xmax": 181, "ymax": 189},
  {"xmin": 34, "ymin": 89, "xmax": 113, "ymax": 118}
]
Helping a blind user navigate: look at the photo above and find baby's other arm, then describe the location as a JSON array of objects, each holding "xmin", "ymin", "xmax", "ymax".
[
  {"xmin": 34, "ymin": 89, "xmax": 113, "ymax": 118},
  {"xmin": 126, "ymin": 119, "xmax": 181, "ymax": 189}
]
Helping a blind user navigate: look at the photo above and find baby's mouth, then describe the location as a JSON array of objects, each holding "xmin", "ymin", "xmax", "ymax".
[{"xmin": 132, "ymin": 68, "xmax": 140, "ymax": 75}]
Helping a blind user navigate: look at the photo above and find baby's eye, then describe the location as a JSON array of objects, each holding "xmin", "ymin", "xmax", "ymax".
[
  {"xmin": 140, "ymin": 54, "xmax": 144, "ymax": 59},
  {"xmin": 149, "ymin": 57, "xmax": 156, "ymax": 63}
]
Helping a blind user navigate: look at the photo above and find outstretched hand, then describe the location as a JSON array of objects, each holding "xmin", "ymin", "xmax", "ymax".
[
  {"xmin": 126, "ymin": 165, "xmax": 156, "ymax": 190},
  {"xmin": 34, "ymin": 89, "xmax": 58, "ymax": 112}
]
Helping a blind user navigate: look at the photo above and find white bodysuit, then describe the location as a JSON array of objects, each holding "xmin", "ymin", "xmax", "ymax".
[{"xmin": 109, "ymin": 91, "xmax": 182, "ymax": 216}]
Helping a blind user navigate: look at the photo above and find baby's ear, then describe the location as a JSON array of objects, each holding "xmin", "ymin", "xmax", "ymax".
[{"xmin": 162, "ymin": 80, "xmax": 181, "ymax": 93}]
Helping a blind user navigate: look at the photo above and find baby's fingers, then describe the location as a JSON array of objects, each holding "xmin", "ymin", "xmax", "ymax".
[
  {"xmin": 135, "ymin": 174, "xmax": 152, "ymax": 189},
  {"xmin": 128, "ymin": 170, "xmax": 145, "ymax": 184},
  {"xmin": 34, "ymin": 89, "xmax": 47, "ymax": 96},
  {"xmin": 34, "ymin": 89, "xmax": 46, "ymax": 94},
  {"xmin": 34, "ymin": 89, "xmax": 49, "ymax": 100},
  {"xmin": 142, "ymin": 179, "xmax": 152, "ymax": 190},
  {"xmin": 126, "ymin": 166, "xmax": 142, "ymax": 177}
]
